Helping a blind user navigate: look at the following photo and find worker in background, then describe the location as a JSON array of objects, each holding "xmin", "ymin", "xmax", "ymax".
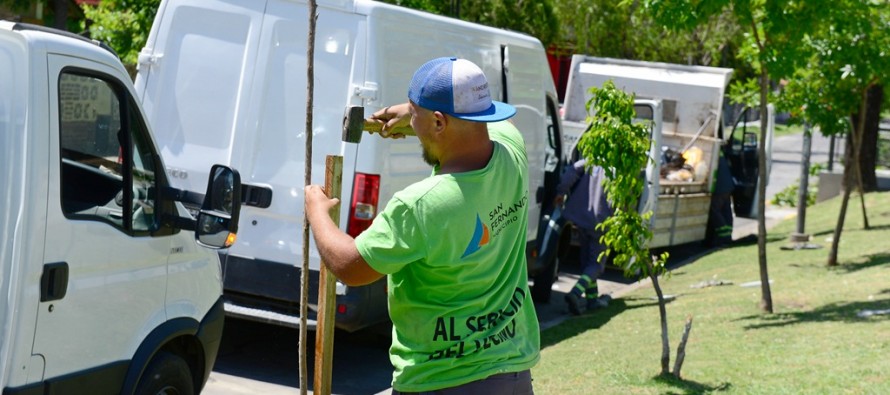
[
  {"xmin": 555, "ymin": 146, "xmax": 613, "ymax": 315},
  {"xmin": 706, "ymin": 146, "xmax": 734, "ymax": 247}
]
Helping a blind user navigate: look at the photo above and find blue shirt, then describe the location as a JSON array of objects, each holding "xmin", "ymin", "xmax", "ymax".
[{"xmin": 556, "ymin": 158, "xmax": 612, "ymax": 231}]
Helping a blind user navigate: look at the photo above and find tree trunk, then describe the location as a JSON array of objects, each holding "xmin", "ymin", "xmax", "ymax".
[
  {"xmin": 849, "ymin": 88, "xmax": 871, "ymax": 230},
  {"xmin": 827, "ymin": 97, "xmax": 869, "ymax": 267},
  {"xmin": 851, "ymin": 84, "xmax": 883, "ymax": 192},
  {"xmin": 757, "ymin": 67, "xmax": 773, "ymax": 313},
  {"xmin": 648, "ymin": 261, "xmax": 670, "ymax": 375},
  {"xmin": 795, "ymin": 125, "xmax": 812, "ymax": 235},
  {"xmin": 827, "ymin": 178, "xmax": 853, "ymax": 266},
  {"xmin": 52, "ymin": 0, "xmax": 67, "ymax": 30},
  {"xmin": 300, "ymin": 2, "xmax": 318, "ymax": 394}
]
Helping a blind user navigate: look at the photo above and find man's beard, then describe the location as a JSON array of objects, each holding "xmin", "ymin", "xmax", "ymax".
[{"xmin": 421, "ymin": 144, "xmax": 439, "ymax": 167}]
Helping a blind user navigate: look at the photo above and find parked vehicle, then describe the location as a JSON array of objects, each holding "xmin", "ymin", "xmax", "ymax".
[
  {"xmin": 531, "ymin": 55, "xmax": 774, "ymax": 299},
  {"xmin": 135, "ymin": 0, "xmax": 564, "ymax": 332},
  {"xmin": 0, "ymin": 22, "xmax": 241, "ymax": 394}
]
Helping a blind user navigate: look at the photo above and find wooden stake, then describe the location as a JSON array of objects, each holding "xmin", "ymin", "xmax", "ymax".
[
  {"xmin": 314, "ymin": 155, "xmax": 342, "ymax": 395},
  {"xmin": 672, "ymin": 315, "xmax": 694, "ymax": 378}
]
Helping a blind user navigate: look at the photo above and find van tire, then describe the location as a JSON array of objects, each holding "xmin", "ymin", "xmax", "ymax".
[
  {"xmin": 531, "ymin": 230, "xmax": 574, "ymax": 303},
  {"xmin": 531, "ymin": 235, "xmax": 567, "ymax": 303},
  {"xmin": 531, "ymin": 254, "xmax": 559, "ymax": 303},
  {"xmin": 135, "ymin": 351, "xmax": 195, "ymax": 395}
]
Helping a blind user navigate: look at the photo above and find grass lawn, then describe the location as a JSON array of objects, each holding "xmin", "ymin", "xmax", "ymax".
[
  {"xmin": 774, "ymin": 123, "xmax": 805, "ymax": 138},
  {"xmin": 533, "ymin": 191, "xmax": 890, "ymax": 394}
]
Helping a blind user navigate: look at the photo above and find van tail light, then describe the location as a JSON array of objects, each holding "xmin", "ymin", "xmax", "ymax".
[{"xmin": 347, "ymin": 172, "xmax": 380, "ymax": 237}]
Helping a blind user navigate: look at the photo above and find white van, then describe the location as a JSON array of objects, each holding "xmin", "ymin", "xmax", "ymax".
[
  {"xmin": 135, "ymin": 0, "xmax": 565, "ymax": 331},
  {"xmin": 0, "ymin": 22, "xmax": 240, "ymax": 394}
]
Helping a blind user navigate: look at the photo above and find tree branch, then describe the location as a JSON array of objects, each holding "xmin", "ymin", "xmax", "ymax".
[{"xmin": 672, "ymin": 315, "xmax": 694, "ymax": 378}]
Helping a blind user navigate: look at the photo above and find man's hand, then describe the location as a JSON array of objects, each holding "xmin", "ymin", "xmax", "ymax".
[
  {"xmin": 367, "ymin": 103, "xmax": 414, "ymax": 139},
  {"xmin": 305, "ymin": 184, "xmax": 338, "ymax": 222},
  {"xmin": 303, "ymin": 184, "xmax": 385, "ymax": 287}
]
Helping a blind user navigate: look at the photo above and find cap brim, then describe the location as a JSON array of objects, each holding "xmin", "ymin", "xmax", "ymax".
[{"xmin": 449, "ymin": 101, "xmax": 516, "ymax": 122}]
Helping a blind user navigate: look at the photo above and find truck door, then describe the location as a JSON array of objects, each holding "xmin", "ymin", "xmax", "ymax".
[
  {"xmin": 32, "ymin": 54, "xmax": 171, "ymax": 381},
  {"xmin": 727, "ymin": 105, "xmax": 775, "ymax": 218},
  {"xmin": 633, "ymin": 100, "xmax": 664, "ymax": 222}
]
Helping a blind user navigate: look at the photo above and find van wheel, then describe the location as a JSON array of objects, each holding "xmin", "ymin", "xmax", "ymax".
[
  {"xmin": 531, "ymin": 253, "xmax": 560, "ymax": 303},
  {"xmin": 135, "ymin": 351, "xmax": 194, "ymax": 395},
  {"xmin": 532, "ymin": 231, "xmax": 570, "ymax": 303}
]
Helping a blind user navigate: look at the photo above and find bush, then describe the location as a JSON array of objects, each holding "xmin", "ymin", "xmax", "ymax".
[{"xmin": 771, "ymin": 180, "xmax": 817, "ymax": 207}]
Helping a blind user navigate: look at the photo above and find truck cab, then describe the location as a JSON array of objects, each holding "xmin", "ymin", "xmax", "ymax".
[{"xmin": 0, "ymin": 22, "xmax": 240, "ymax": 394}]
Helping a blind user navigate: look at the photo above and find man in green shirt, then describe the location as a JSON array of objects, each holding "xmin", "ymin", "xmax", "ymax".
[{"xmin": 305, "ymin": 57, "xmax": 539, "ymax": 393}]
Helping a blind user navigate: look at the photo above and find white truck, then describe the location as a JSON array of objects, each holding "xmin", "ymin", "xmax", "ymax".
[
  {"xmin": 134, "ymin": 0, "xmax": 566, "ymax": 331},
  {"xmin": 1, "ymin": 22, "xmax": 241, "ymax": 394},
  {"xmin": 532, "ymin": 55, "xmax": 773, "ymax": 292}
]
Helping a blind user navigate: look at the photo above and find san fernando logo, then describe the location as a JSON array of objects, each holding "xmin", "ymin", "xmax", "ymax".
[{"xmin": 461, "ymin": 214, "xmax": 490, "ymax": 258}]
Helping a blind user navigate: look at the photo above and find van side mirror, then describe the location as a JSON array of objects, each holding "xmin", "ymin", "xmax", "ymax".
[{"xmin": 196, "ymin": 165, "xmax": 241, "ymax": 248}]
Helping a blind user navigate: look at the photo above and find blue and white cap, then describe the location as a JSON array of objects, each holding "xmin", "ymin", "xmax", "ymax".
[{"xmin": 408, "ymin": 57, "xmax": 516, "ymax": 122}]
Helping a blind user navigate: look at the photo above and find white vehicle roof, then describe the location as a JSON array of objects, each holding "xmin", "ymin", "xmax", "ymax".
[
  {"xmin": 563, "ymin": 55, "xmax": 733, "ymax": 138},
  {"xmin": 0, "ymin": 21, "xmax": 124, "ymax": 70}
]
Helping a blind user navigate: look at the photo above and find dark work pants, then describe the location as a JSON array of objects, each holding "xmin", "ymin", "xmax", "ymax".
[
  {"xmin": 392, "ymin": 370, "xmax": 533, "ymax": 395},
  {"xmin": 571, "ymin": 226, "xmax": 606, "ymax": 297}
]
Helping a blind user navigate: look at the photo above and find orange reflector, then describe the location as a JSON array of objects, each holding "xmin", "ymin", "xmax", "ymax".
[{"xmin": 225, "ymin": 233, "xmax": 238, "ymax": 248}]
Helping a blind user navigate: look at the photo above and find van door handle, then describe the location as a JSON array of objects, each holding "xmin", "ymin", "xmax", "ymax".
[{"xmin": 41, "ymin": 262, "xmax": 69, "ymax": 302}]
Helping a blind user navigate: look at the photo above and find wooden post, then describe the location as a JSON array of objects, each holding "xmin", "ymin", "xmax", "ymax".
[
  {"xmin": 672, "ymin": 315, "xmax": 694, "ymax": 378},
  {"xmin": 314, "ymin": 155, "xmax": 342, "ymax": 395}
]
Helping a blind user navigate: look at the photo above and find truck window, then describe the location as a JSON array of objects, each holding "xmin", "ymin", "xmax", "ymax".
[{"xmin": 58, "ymin": 72, "xmax": 157, "ymax": 233}]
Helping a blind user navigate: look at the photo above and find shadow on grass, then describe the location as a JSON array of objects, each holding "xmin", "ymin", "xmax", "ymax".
[
  {"xmin": 811, "ymin": 228, "xmax": 835, "ymax": 237},
  {"xmin": 834, "ymin": 252, "xmax": 890, "ymax": 273},
  {"xmin": 733, "ymin": 234, "xmax": 758, "ymax": 246},
  {"xmin": 732, "ymin": 233, "xmax": 790, "ymax": 245},
  {"xmin": 767, "ymin": 232, "xmax": 791, "ymax": 243},
  {"xmin": 786, "ymin": 252, "xmax": 890, "ymax": 272},
  {"xmin": 540, "ymin": 297, "xmax": 665, "ymax": 348},
  {"xmin": 864, "ymin": 223, "xmax": 890, "ymax": 232},
  {"xmin": 736, "ymin": 298, "xmax": 890, "ymax": 330},
  {"xmin": 653, "ymin": 373, "xmax": 732, "ymax": 394},
  {"xmin": 812, "ymin": 223, "xmax": 890, "ymax": 238}
]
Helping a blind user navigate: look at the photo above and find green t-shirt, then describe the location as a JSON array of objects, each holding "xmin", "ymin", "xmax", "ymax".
[{"xmin": 355, "ymin": 121, "xmax": 540, "ymax": 392}]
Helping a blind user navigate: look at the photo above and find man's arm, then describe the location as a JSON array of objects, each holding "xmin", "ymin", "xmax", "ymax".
[
  {"xmin": 554, "ymin": 158, "xmax": 587, "ymax": 206},
  {"xmin": 304, "ymin": 184, "xmax": 384, "ymax": 286}
]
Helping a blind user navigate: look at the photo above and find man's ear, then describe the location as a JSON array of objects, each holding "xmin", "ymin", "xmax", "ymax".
[{"xmin": 433, "ymin": 111, "xmax": 448, "ymax": 132}]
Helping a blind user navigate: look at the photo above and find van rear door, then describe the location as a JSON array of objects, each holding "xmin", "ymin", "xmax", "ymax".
[
  {"xmin": 136, "ymin": 0, "xmax": 367, "ymax": 308},
  {"xmin": 134, "ymin": 0, "xmax": 266, "ymax": 195},
  {"xmin": 501, "ymin": 44, "xmax": 552, "ymax": 239}
]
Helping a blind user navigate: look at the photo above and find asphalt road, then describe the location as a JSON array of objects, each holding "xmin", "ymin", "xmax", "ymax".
[{"xmin": 203, "ymin": 130, "xmax": 840, "ymax": 394}]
